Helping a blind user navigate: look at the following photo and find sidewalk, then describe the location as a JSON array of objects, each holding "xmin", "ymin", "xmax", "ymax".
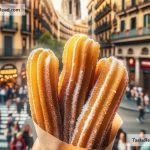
[{"xmin": 120, "ymin": 96, "xmax": 150, "ymax": 113}]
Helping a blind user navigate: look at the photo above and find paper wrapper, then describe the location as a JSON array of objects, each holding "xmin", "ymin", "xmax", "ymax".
[{"xmin": 32, "ymin": 113, "xmax": 122, "ymax": 150}]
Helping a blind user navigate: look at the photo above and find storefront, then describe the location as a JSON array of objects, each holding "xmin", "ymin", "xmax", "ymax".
[
  {"xmin": 141, "ymin": 60, "xmax": 150, "ymax": 94},
  {"xmin": 127, "ymin": 58, "xmax": 135, "ymax": 84},
  {"xmin": 0, "ymin": 64, "xmax": 18, "ymax": 86},
  {"xmin": 21, "ymin": 63, "xmax": 27, "ymax": 85}
]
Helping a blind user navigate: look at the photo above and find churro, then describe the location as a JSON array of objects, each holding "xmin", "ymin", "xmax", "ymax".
[
  {"xmin": 71, "ymin": 57, "xmax": 128, "ymax": 149},
  {"xmin": 27, "ymin": 49, "xmax": 62, "ymax": 139},
  {"xmin": 58, "ymin": 34, "xmax": 100, "ymax": 142}
]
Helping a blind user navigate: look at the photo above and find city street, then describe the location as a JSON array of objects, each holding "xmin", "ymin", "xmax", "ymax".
[{"xmin": 118, "ymin": 107, "xmax": 150, "ymax": 134}]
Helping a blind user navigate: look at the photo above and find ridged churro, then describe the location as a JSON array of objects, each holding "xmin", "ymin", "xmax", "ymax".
[
  {"xmin": 71, "ymin": 57, "xmax": 128, "ymax": 149},
  {"xmin": 58, "ymin": 34, "xmax": 100, "ymax": 142},
  {"xmin": 27, "ymin": 49, "xmax": 62, "ymax": 139}
]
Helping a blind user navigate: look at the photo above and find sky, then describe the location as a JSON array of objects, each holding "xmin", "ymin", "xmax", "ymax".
[{"xmin": 52, "ymin": 0, "xmax": 88, "ymax": 19}]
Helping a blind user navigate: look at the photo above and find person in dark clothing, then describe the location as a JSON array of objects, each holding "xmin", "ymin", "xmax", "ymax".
[
  {"xmin": 113, "ymin": 128, "xmax": 124, "ymax": 150},
  {"xmin": 7, "ymin": 113, "xmax": 15, "ymax": 127},
  {"xmin": 137, "ymin": 92, "xmax": 145, "ymax": 124},
  {"xmin": 138, "ymin": 130, "xmax": 146, "ymax": 150},
  {"xmin": 22, "ymin": 124, "xmax": 33, "ymax": 150},
  {"xmin": 5, "ymin": 113, "xmax": 15, "ymax": 148},
  {"xmin": 26, "ymin": 99, "xmax": 31, "ymax": 116}
]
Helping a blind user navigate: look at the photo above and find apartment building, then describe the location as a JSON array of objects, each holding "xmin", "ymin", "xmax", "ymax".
[
  {"xmin": 94, "ymin": 0, "xmax": 115, "ymax": 57},
  {"xmin": 87, "ymin": 0, "xmax": 96, "ymax": 38},
  {"xmin": 112, "ymin": 0, "xmax": 150, "ymax": 93}
]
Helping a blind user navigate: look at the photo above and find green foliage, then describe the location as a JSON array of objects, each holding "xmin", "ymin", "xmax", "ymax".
[{"xmin": 33, "ymin": 32, "xmax": 65, "ymax": 70}]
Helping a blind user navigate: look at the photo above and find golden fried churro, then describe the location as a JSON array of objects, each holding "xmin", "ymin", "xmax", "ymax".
[
  {"xmin": 71, "ymin": 57, "xmax": 128, "ymax": 149},
  {"xmin": 27, "ymin": 49, "xmax": 62, "ymax": 139},
  {"xmin": 27, "ymin": 49, "xmax": 45, "ymax": 130},
  {"xmin": 58, "ymin": 35, "xmax": 100, "ymax": 142}
]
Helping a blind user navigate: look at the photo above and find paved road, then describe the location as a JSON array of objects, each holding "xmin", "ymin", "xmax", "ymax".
[{"xmin": 117, "ymin": 107, "xmax": 150, "ymax": 134}]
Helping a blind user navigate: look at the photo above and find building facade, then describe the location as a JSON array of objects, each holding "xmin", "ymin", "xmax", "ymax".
[
  {"xmin": 0, "ymin": 0, "xmax": 87, "ymax": 85},
  {"xmin": 61, "ymin": 0, "xmax": 81, "ymax": 21},
  {"xmin": 111, "ymin": 0, "xmax": 150, "ymax": 93},
  {"xmin": 88, "ymin": 0, "xmax": 116, "ymax": 57},
  {"xmin": 87, "ymin": 0, "xmax": 96, "ymax": 38},
  {"xmin": 87, "ymin": 0, "xmax": 150, "ymax": 93}
]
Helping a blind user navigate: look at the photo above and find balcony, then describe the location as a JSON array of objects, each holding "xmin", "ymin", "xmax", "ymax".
[
  {"xmin": 95, "ymin": 0, "xmax": 104, "ymax": 9},
  {"xmin": 21, "ymin": 25, "xmax": 31, "ymax": 34},
  {"xmin": 34, "ymin": 8, "xmax": 39, "ymax": 18},
  {"xmin": 42, "ymin": 20, "xmax": 51, "ymax": 32},
  {"xmin": 95, "ymin": 22, "xmax": 111, "ymax": 35},
  {"xmin": 99, "ymin": 40, "xmax": 112, "ymax": 48},
  {"xmin": 88, "ymin": 19, "xmax": 92, "ymax": 25},
  {"xmin": 0, "ymin": 22, "xmax": 18, "ymax": 33},
  {"xmin": 126, "ymin": 1, "xmax": 138, "ymax": 13},
  {"xmin": 113, "ymin": 18, "xmax": 117, "ymax": 26},
  {"xmin": 43, "ymin": 9, "xmax": 51, "ymax": 21},
  {"xmin": 23, "ymin": 0, "xmax": 31, "ymax": 11},
  {"xmin": 0, "ymin": 49, "xmax": 29, "ymax": 59},
  {"xmin": 38, "ymin": 15, "xmax": 43, "ymax": 23},
  {"xmin": 0, "ymin": 0, "xmax": 18, "ymax": 4},
  {"xmin": 111, "ymin": 27, "xmax": 150, "ymax": 43},
  {"xmin": 117, "ymin": 0, "xmax": 150, "ymax": 15},
  {"xmin": 95, "ymin": 4, "xmax": 111, "ymax": 22},
  {"xmin": 88, "ymin": 8, "xmax": 92, "ymax": 14},
  {"xmin": 138, "ymin": 0, "xmax": 150, "ymax": 9},
  {"xmin": 53, "ymin": 21, "xmax": 58, "ymax": 29},
  {"xmin": 34, "ymin": 29, "xmax": 42, "ymax": 39}
]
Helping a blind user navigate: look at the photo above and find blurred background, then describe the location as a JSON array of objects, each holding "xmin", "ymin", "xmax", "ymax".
[{"xmin": 0, "ymin": 0, "xmax": 150, "ymax": 149}]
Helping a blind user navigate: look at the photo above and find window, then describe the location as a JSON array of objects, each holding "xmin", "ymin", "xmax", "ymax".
[
  {"xmin": 122, "ymin": 0, "xmax": 125, "ymax": 10},
  {"xmin": 22, "ymin": 38, "xmax": 27, "ymax": 55},
  {"xmin": 128, "ymin": 48, "xmax": 134, "ymax": 54},
  {"xmin": 120, "ymin": 20, "xmax": 125, "ymax": 32},
  {"xmin": 118, "ymin": 48, "xmax": 122, "ymax": 54},
  {"xmin": 131, "ymin": 17, "xmax": 136, "ymax": 29},
  {"xmin": 3, "ymin": 15, "xmax": 10, "ymax": 24},
  {"xmin": 69, "ymin": 0, "xmax": 72, "ymax": 14},
  {"xmin": 131, "ymin": 0, "xmax": 136, "ymax": 7},
  {"xmin": 76, "ymin": 2, "xmax": 78, "ymax": 16},
  {"xmin": 142, "ymin": 47, "xmax": 149, "ymax": 55},
  {"xmin": 144, "ymin": 14, "xmax": 150, "ymax": 27},
  {"xmin": 4, "ymin": 36, "xmax": 13, "ymax": 56}
]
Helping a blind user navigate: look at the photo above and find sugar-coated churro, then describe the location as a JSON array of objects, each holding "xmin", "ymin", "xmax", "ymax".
[
  {"xmin": 58, "ymin": 34, "xmax": 100, "ymax": 142},
  {"xmin": 71, "ymin": 57, "xmax": 128, "ymax": 149},
  {"xmin": 27, "ymin": 49, "xmax": 62, "ymax": 139}
]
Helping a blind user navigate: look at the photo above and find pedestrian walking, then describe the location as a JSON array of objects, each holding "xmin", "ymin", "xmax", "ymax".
[
  {"xmin": 136, "ymin": 92, "xmax": 145, "ymax": 124},
  {"xmin": 126, "ymin": 86, "xmax": 131, "ymax": 100},
  {"xmin": 138, "ymin": 130, "xmax": 148, "ymax": 150},
  {"xmin": 0, "ymin": 87, "xmax": 6, "ymax": 104},
  {"xmin": 117, "ymin": 131, "xmax": 131, "ymax": 150},
  {"xmin": 5, "ymin": 113, "xmax": 15, "ymax": 148},
  {"xmin": 144, "ymin": 92, "xmax": 150, "ymax": 112},
  {"xmin": 22, "ymin": 124, "xmax": 34, "ymax": 150},
  {"xmin": 12, "ymin": 121, "xmax": 21, "ymax": 137},
  {"xmin": 14, "ymin": 94, "xmax": 22, "ymax": 118}
]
